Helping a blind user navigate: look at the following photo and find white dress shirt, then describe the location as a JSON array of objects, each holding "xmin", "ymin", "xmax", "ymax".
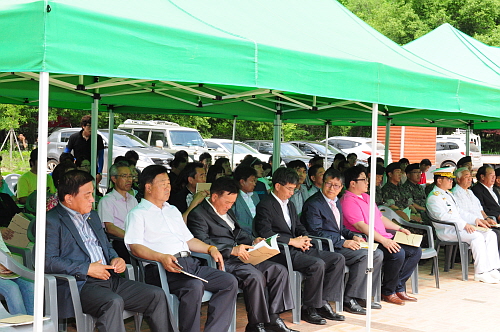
[
  {"xmin": 206, "ymin": 197, "xmax": 235, "ymax": 230},
  {"xmin": 125, "ymin": 199, "xmax": 193, "ymax": 254},
  {"xmin": 451, "ymin": 185, "xmax": 483, "ymax": 224},
  {"xmin": 271, "ymin": 192, "xmax": 292, "ymax": 229}
]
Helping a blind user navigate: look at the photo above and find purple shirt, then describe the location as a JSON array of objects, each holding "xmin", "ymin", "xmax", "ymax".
[{"xmin": 340, "ymin": 190, "xmax": 393, "ymax": 239}]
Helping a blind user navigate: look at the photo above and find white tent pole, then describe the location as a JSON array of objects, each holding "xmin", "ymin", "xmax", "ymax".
[
  {"xmin": 231, "ymin": 116, "xmax": 237, "ymax": 168},
  {"xmin": 91, "ymin": 98, "xmax": 99, "ymax": 199},
  {"xmin": 107, "ymin": 107, "xmax": 115, "ymax": 188},
  {"xmin": 325, "ymin": 121, "xmax": 330, "ymax": 169},
  {"xmin": 272, "ymin": 105, "xmax": 282, "ymax": 172},
  {"xmin": 366, "ymin": 103, "xmax": 379, "ymax": 332},
  {"xmin": 384, "ymin": 117, "xmax": 391, "ymax": 167},
  {"xmin": 400, "ymin": 126, "xmax": 406, "ymax": 159},
  {"xmin": 34, "ymin": 71, "xmax": 49, "ymax": 331},
  {"xmin": 466, "ymin": 122, "xmax": 471, "ymax": 156}
]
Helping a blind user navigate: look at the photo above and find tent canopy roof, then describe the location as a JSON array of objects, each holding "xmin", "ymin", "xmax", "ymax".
[{"xmin": 1, "ymin": 0, "xmax": 500, "ymax": 128}]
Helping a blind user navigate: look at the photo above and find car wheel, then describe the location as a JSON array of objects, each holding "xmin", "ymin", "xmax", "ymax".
[
  {"xmin": 47, "ymin": 159, "xmax": 59, "ymax": 172},
  {"xmin": 440, "ymin": 161, "xmax": 456, "ymax": 168}
]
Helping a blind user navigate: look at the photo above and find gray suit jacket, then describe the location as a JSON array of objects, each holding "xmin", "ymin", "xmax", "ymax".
[
  {"xmin": 45, "ymin": 204, "xmax": 118, "ymax": 318},
  {"xmin": 231, "ymin": 192, "xmax": 260, "ymax": 236}
]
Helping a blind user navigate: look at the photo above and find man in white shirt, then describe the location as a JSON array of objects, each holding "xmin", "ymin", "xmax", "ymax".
[
  {"xmin": 125, "ymin": 165, "xmax": 238, "ymax": 332},
  {"xmin": 427, "ymin": 167, "xmax": 500, "ymax": 284},
  {"xmin": 98, "ymin": 161, "xmax": 138, "ymax": 263}
]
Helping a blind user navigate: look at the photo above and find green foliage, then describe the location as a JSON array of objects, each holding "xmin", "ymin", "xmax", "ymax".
[{"xmin": 0, "ymin": 150, "xmax": 30, "ymax": 174}]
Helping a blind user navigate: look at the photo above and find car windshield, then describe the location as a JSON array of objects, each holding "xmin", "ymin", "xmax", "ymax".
[
  {"xmin": 100, "ymin": 132, "xmax": 148, "ymax": 147},
  {"xmin": 281, "ymin": 143, "xmax": 304, "ymax": 156},
  {"xmin": 221, "ymin": 142, "xmax": 259, "ymax": 154},
  {"xmin": 308, "ymin": 143, "xmax": 342, "ymax": 155},
  {"xmin": 169, "ymin": 130, "xmax": 206, "ymax": 147}
]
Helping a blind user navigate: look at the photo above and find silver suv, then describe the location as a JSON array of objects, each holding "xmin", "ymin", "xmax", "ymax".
[
  {"xmin": 47, "ymin": 128, "xmax": 174, "ymax": 177},
  {"xmin": 435, "ymin": 139, "xmax": 482, "ymax": 170}
]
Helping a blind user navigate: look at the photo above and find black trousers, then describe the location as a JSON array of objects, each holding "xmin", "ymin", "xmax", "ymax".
[
  {"xmin": 335, "ymin": 247, "xmax": 384, "ymax": 300},
  {"xmin": 80, "ymin": 275, "xmax": 171, "ymax": 332},
  {"xmin": 378, "ymin": 243, "xmax": 422, "ymax": 295},
  {"xmin": 225, "ymin": 257, "xmax": 294, "ymax": 324},
  {"xmin": 145, "ymin": 256, "xmax": 238, "ymax": 332},
  {"xmin": 271, "ymin": 247, "xmax": 345, "ymax": 308}
]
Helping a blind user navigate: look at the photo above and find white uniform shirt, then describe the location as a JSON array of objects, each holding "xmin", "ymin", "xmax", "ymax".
[
  {"xmin": 426, "ymin": 185, "xmax": 467, "ymax": 242},
  {"xmin": 451, "ymin": 185, "xmax": 483, "ymax": 224},
  {"xmin": 125, "ymin": 199, "xmax": 193, "ymax": 254},
  {"xmin": 98, "ymin": 189, "xmax": 138, "ymax": 230}
]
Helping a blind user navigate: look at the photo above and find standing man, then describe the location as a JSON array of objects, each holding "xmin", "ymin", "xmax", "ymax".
[
  {"xmin": 188, "ymin": 177, "xmax": 296, "ymax": 332},
  {"xmin": 232, "ymin": 166, "xmax": 260, "ymax": 235},
  {"xmin": 45, "ymin": 170, "xmax": 170, "ymax": 332},
  {"xmin": 125, "ymin": 165, "xmax": 238, "ymax": 332},
  {"xmin": 255, "ymin": 167, "xmax": 346, "ymax": 325},
  {"xmin": 64, "ymin": 115, "xmax": 105, "ymax": 185},
  {"xmin": 427, "ymin": 167, "xmax": 500, "ymax": 283},
  {"xmin": 98, "ymin": 161, "xmax": 138, "ymax": 263},
  {"xmin": 341, "ymin": 165, "xmax": 421, "ymax": 305},
  {"xmin": 302, "ymin": 168, "xmax": 383, "ymax": 314}
]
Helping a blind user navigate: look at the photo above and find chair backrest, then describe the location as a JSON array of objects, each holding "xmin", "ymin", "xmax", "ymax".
[
  {"xmin": 25, "ymin": 190, "xmax": 37, "ymax": 215},
  {"xmin": 4, "ymin": 174, "xmax": 20, "ymax": 195}
]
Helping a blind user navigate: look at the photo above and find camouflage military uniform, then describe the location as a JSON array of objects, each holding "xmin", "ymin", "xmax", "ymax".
[
  {"xmin": 401, "ymin": 180, "xmax": 426, "ymax": 208},
  {"xmin": 381, "ymin": 182, "xmax": 412, "ymax": 209},
  {"xmin": 367, "ymin": 185, "xmax": 384, "ymax": 206}
]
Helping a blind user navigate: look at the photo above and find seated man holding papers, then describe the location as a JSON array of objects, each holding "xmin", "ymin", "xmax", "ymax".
[
  {"xmin": 125, "ymin": 165, "xmax": 238, "ymax": 332},
  {"xmin": 187, "ymin": 177, "xmax": 295, "ymax": 332},
  {"xmin": 340, "ymin": 165, "xmax": 422, "ymax": 306}
]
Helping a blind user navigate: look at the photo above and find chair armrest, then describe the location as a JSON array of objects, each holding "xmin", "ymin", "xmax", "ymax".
[
  {"xmin": 5, "ymin": 244, "xmax": 33, "ymax": 269},
  {"xmin": 397, "ymin": 219, "xmax": 435, "ymax": 248},
  {"xmin": 191, "ymin": 252, "xmax": 217, "ymax": 269},
  {"xmin": 424, "ymin": 211, "xmax": 464, "ymax": 244},
  {"xmin": 124, "ymin": 263, "xmax": 135, "ymax": 280},
  {"xmin": 277, "ymin": 242, "xmax": 294, "ymax": 273},
  {"xmin": 309, "ymin": 235, "xmax": 334, "ymax": 252},
  {"xmin": 43, "ymin": 274, "xmax": 59, "ymax": 323},
  {"xmin": 51, "ymin": 274, "xmax": 84, "ymax": 327}
]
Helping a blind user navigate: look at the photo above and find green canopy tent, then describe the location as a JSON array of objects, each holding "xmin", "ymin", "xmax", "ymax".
[{"xmin": 3, "ymin": 1, "xmax": 500, "ymax": 329}]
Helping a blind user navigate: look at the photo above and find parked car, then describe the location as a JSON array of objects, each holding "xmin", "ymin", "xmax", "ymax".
[
  {"xmin": 47, "ymin": 128, "xmax": 174, "ymax": 189},
  {"xmin": 204, "ymin": 139, "xmax": 270, "ymax": 167},
  {"xmin": 322, "ymin": 136, "xmax": 392, "ymax": 164},
  {"xmin": 288, "ymin": 141, "xmax": 345, "ymax": 167},
  {"xmin": 435, "ymin": 138, "xmax": 482, "ymax": 170},
  {"xmin": 118, "ymin": 119, "xmax": 227, "ymax": 161},
  {"xmin": 243, "ymin": 140, "xmax": 310, "ymax": 165}
]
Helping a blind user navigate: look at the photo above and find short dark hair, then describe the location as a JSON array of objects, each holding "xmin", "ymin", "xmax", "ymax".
[
  {"xmin": 80, "ymin": 115, "xmax": 92, "ymax": 127},
  {"xmin": 207, "ymin": 164, "xmax": 225, "ymax": 183},
  {"xmin": 344, "ymin": 165, "xmax": 366, "ymax": 190},
  {"xmin": 58, "ymin": 170, "xmax": 94, "ymax": 202},
  {"xmin": 199, "ymin": 152, "xmax": 212, "ymax": 163},
  {"xmin": 308, "ymin": 164, "xmax": 323, "ymax": 181},
  {"xmin": 287, "ymin": 160, "xmax": 307, "ymax": 170},
  {"xmin": 240, "ymin": 156, "xmax": 263, "ymax": 167},
  {"xmin": 309, "ymin": 156, "xmax": 324, "ymax": 166},
  {"xmin": 125, "ymin": 150, "xmax": 139, "ymax": 164},
  {"xmin": 210, "ymin": 177, "xmax": 238, "ymax": 196},
  {"xmin": 323, "ymin": 167, "xmax": 343, "ymax": 183},
  {"xmin": 172, "ymin": 162, "xmax": 204, "ymax": 191},
  {"xmin": 170, "ymin": 156, "xmax": 187, "ymax": 168},
  {"xmin": 59, "ymin": 152, "xmax": 75, "ymax": 164},
  {"xmin": 139, "ymin": 165, "xmax": 169, "ymax": 192},
  {"xmin": 52, "ymin": 162, "xmax": 77, "ymax": 189},
  {"xmin": 347, "ymin": 153, "xmax": 357, "ymax": 160},
  {"xmin": 334, "ymin": 153, "xmax": 346, "ymax": 162},
  {"xmin": 214, "ymin": 157, "xmax": 230, "ymax": 167},
  {"xmin": 174, "ymin": 150, "xmax": 189, "ymax": 159},
  {"xmin": 233, "ymin": 165, "xmax": 257, "ymax": 183},
  {"xmin": 399, "ymin": 158, "xmax": 410, "ymax": 164},
  {"xmin": 476, "ymin": 165, "xmax": 492, "ymax": 181},
  {"xmin": 113, "ymin": 156, "xmax": 130, "ymax": 165},
  {"xmin": 420, "ymin": 159, "xmax": 432, "ymax": 166},
  {"xmin": 272, "ymin": 167, "xmax": 299, "ymax": 188},
  {"xmin": 262, "ymin": 162, "xmax": 272, "ymax": 171},
  {"xmin": 495, "ymin": 168, "xmax": 500, "ymax": 178}
]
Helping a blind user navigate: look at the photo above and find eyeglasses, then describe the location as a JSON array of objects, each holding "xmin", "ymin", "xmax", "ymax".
[
  {"xmin": 281, "ymin": 185, "xmax": 296, "ymax": 192},
  {"xmin": 116, "ymin": 174, "xmax": 133, "ymax": 179},
  {"xmin": 324, "ymin": 183, "xmax": 342, "ymax": 190},
  {"xmin": 353, "ymin": 178, "xmax": 368, "ymax": 182}
]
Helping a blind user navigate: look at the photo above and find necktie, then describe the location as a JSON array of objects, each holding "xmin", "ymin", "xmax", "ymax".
[{"xmin": 329, "ymin": 200, "xmax": 341, "ymax": 229}]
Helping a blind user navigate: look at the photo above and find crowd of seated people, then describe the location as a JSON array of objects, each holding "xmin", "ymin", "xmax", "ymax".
[{"xmin": 7, "ymin": 143, "xmax": 500, "ymax": 332}]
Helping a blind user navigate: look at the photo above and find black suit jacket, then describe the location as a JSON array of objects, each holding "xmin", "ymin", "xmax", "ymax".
[
  {"xmin": 187, "ymin": 199, "xmax": 255, "ymax": 259},
  {"xmin": 45, "ymin": 204, "xmax": 118, "ymax": 318},
  {"xmin": 471, "ymin": 183, "xmax": 500, "ymax": 218},
  {"xmin": 301, "ymin": 191, "xmax": 356, "ymax": 249},
  {"xmin": 169, "ymin": 186, "xmax": 190, "ymax": 214},
  {"xmin": 254, "ymin": 194, "xmax": 308, "ymax": 245}
]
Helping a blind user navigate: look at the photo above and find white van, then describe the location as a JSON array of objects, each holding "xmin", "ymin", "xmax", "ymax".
[{"xmin": 118, "ymin": 119, "xmax": 227, "ymax": 161}]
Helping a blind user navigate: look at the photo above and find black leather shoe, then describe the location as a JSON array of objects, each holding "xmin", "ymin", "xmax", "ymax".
[
  {"xmin": 316, "ymin": 303, "xmax": 345, "ymax": 321},
  {"xmin": 357, "ymin": 299, "xmax": 382, "ymax": 309},
  {"xmin": 343, "ymin": 299, "xmax": 366, "ymax": 315},
  {"xmin": 265, "ymin": 317, "xmax": 300, "ymax": 332},
  {"xmin": 301, "ymin": 307, "xmax": 326, "ymax": 325},
  {"xmin": 245, "ymin": 323, "xmax": 267, "ymax": 332}
]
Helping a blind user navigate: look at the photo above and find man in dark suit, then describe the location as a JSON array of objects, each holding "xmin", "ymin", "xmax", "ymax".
[
  {"xmin": 302, "ymin": 168, "xmax": 384, "ymax": 314},
  {"xmin": 255, "ymin": 167, "xmax": 346, "ymax": 325},
  {"xmin": 45, "ymin": 170, "xmax": 170, "ymax": 332},
  {"xmin": 188, "ymin": 177, "xmax": 296, "ymax": 332},
  {"xmin": 471, "ymin": 166, "xmax": 500, "ymax": 221},
  {"xmin": 231, "ymin": 166, "xmax": 261, "ymax": 235}
]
